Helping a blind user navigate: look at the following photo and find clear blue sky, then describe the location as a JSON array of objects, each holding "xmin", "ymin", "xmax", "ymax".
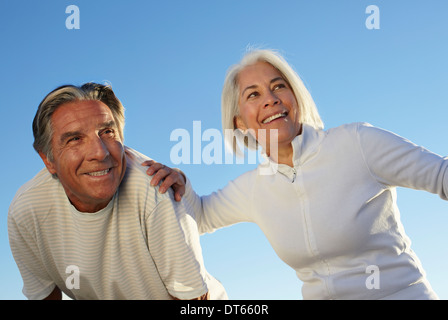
[{"xmin": 1, "ymin": 0, "xmax": 447, "ymax": 300}]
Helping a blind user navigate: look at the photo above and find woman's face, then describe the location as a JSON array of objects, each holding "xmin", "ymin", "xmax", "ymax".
[{"xmin": 235, "ymin": 61, "xmax": 301, "ymax": 153}]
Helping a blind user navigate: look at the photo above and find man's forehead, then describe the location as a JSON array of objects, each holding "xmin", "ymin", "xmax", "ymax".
[{"xmin": 52, "ymin": 100, "xmax": 115, "ymax": 130}]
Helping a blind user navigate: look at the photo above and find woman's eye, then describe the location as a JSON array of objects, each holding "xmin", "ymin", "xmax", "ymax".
[
  {"xmin": 273, "ymin": 83, "xmax": 286, "ymax": 90},
  {"xmin": 247, "ymin": 91, "xmax": 259, "ymax": 99}
]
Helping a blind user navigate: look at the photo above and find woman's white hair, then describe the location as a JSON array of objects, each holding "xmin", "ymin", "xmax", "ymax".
[{"xmin": 221, "ymin": 49, "xmax": 323, "ymax": 155}]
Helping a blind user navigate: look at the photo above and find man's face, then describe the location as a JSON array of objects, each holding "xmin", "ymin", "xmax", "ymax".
[{"xmin": 39, "ymin": 100, "xmax": 126, "ymax": 213}]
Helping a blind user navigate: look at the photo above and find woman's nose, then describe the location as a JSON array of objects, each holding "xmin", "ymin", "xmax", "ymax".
[{"xmin": 264, "ymin": 91, "xmax": 280, "ymax": 108}]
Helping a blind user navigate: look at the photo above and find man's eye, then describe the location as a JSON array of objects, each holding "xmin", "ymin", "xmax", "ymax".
[
  {"xmin": 67, "ymin": 137, "xmax": 80, "ymax": 143},
  {"xmin": 101, "ymin": 128, "xmax": 115, "ymax": 137}
]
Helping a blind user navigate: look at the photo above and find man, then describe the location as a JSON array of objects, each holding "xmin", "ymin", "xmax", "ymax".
[{"xmin": 8, "ymin": 83, "xmax": 226, "ymax": 300}]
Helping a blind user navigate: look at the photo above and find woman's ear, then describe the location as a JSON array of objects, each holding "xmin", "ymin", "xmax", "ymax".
[{"xmin": 234, "ymin": 116, "xmax": 248, "ymax": 133}]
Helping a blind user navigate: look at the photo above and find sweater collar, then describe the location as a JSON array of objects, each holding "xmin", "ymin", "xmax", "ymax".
[
  {"xmin": 258, "ymin": 124, "xmax": 324, "ymax": 177},
  {"xmin": 292, "ymin": 124, "xmax": 324, "ymax": 166}
]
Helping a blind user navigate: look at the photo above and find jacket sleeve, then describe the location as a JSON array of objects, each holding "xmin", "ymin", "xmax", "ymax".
[
  {"xmin": 182, "ymin": 172, "xmax": 254, "ymax": 234},
  {"xmin": 356, "ymin": 122, "xmax": 448, "ymax": 200}
]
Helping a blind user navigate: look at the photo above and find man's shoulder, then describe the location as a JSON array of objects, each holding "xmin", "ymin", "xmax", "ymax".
[
  {"xmin": 9, "ymin": 168, "xmax": 61, "ymax": 222},
  {"xmin": 15, "ymin": 167, "xmax": 54, "ymax": 193},
  {"xmin": 120, "ymin": 147, "xmax": 174, "ymax": 206}
]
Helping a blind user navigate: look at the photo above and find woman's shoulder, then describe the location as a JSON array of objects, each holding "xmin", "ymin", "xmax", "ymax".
[
  {"xmin": 326, "ymin": 122, "xmax": 373, "ymax": 135},
  {"xmin": 323, "ymin": 122, "xmax": 378, "ymax": 145}
]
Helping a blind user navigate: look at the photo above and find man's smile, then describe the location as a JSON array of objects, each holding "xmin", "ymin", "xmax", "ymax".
[{"xmin": 85, "ymin": 168, "xmax": 111, "ymax": 177}]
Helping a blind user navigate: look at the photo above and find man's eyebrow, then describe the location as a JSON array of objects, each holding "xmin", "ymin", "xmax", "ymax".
[
  {"xmin": 59, "ymin": 131, "xmax": 82, "ymax": 144},
  {"xmin": 58, "ymin": 120, "xmax": 117, "ymax": 144},
  {"xmin": 100, "ymin": 120, "xmax": 117, "ymax": 129},
  {"xmin": 241, "ymin": 77, "xmax": 285, "ymax": 97}
]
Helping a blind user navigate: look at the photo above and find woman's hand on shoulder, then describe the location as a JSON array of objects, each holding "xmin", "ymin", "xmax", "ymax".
[{"xmin": 141, "ymin": 160, "xmax": 186, "ymax": 201}]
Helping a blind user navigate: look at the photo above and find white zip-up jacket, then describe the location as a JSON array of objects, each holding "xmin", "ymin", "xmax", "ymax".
[{"xmin": 184, "ymin": 122, "xmax": 447, "ymax": 299}]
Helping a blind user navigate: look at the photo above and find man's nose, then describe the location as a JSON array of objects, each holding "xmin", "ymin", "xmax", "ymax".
[{"xmin": 86, "ymin": 136, "xmax": 110, "ymax": 161}]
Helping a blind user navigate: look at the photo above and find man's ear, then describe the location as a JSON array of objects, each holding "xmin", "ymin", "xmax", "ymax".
[
  {"xmin": 233, "ymin": 116, "xmax": 247, "ymax": 133},
  {"xmin": 38, "ymin": 151, "xmax": 57, "ymax": 175}
]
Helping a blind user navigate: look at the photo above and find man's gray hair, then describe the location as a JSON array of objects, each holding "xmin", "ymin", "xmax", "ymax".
[{"xmin": 32, "ymin": 82, "xmax": 125, "ymax": 161}]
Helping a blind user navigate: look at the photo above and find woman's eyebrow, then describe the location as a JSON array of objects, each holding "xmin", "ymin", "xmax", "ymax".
[
  {"xmin": 241, "ymin": 84, "xmax": 258, "ymax": 97},
  {"xmin": 241, "ymin": 77, "xmax": 285, "ymax": 97},
  {"xmin": 270, "ymin": 76, "xmax": 284, "ymax": 84}
]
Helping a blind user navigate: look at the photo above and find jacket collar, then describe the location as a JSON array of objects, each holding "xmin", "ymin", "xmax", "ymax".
[{"xmin": 258, "ymin": 124, "xmax": 324, "ymax": 177}]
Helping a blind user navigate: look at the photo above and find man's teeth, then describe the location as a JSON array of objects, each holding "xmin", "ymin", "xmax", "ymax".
[
  {"xmin": 262, "ymin": 112, "xmax": 287, "ymax": 124},
  {"xmin": 87, "ymin": 169, "xmax": 110, "ymax": 176}
]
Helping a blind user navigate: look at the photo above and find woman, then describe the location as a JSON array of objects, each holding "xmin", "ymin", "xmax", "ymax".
[{"xmin": 146, "ymin": 49, "xmax": 447, "ymax": 299}]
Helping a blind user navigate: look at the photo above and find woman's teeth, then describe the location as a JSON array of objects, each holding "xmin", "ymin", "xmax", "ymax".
[{"xmin": 262, "ymin": 112, "xmax": 287, "ymax": 124}]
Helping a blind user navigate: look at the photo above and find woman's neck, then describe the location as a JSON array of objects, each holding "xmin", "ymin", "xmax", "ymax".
[
  {"xmin": 265, "ymin": 126, "xmax": 302, "ymax": 167},
  {"xmin": 266, "ymin": 143, "xmax": 294, "ymax": 167}
]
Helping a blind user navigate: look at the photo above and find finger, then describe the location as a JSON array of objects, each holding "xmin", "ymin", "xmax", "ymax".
[
  {"xmin": 159, "ymin": 173, "xmax": 176, "ymax": 193},
  {"xmin": 173, "ymin": 168, "xmax": 187, "ymax": 185},
  {"xmin": 141, "ymin": 160, "xmax": 154, "ymax": 166},
  {"xmin": 150, "ymin": 167, "xmax": 170, "ymax": 187},
  {"xmin": 146, "ymin": 162, "xmax": 164, "ymax": 176},
  {"xmin": 173, "ymin": 185, "xmax": 185, "ymax": 202}
]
